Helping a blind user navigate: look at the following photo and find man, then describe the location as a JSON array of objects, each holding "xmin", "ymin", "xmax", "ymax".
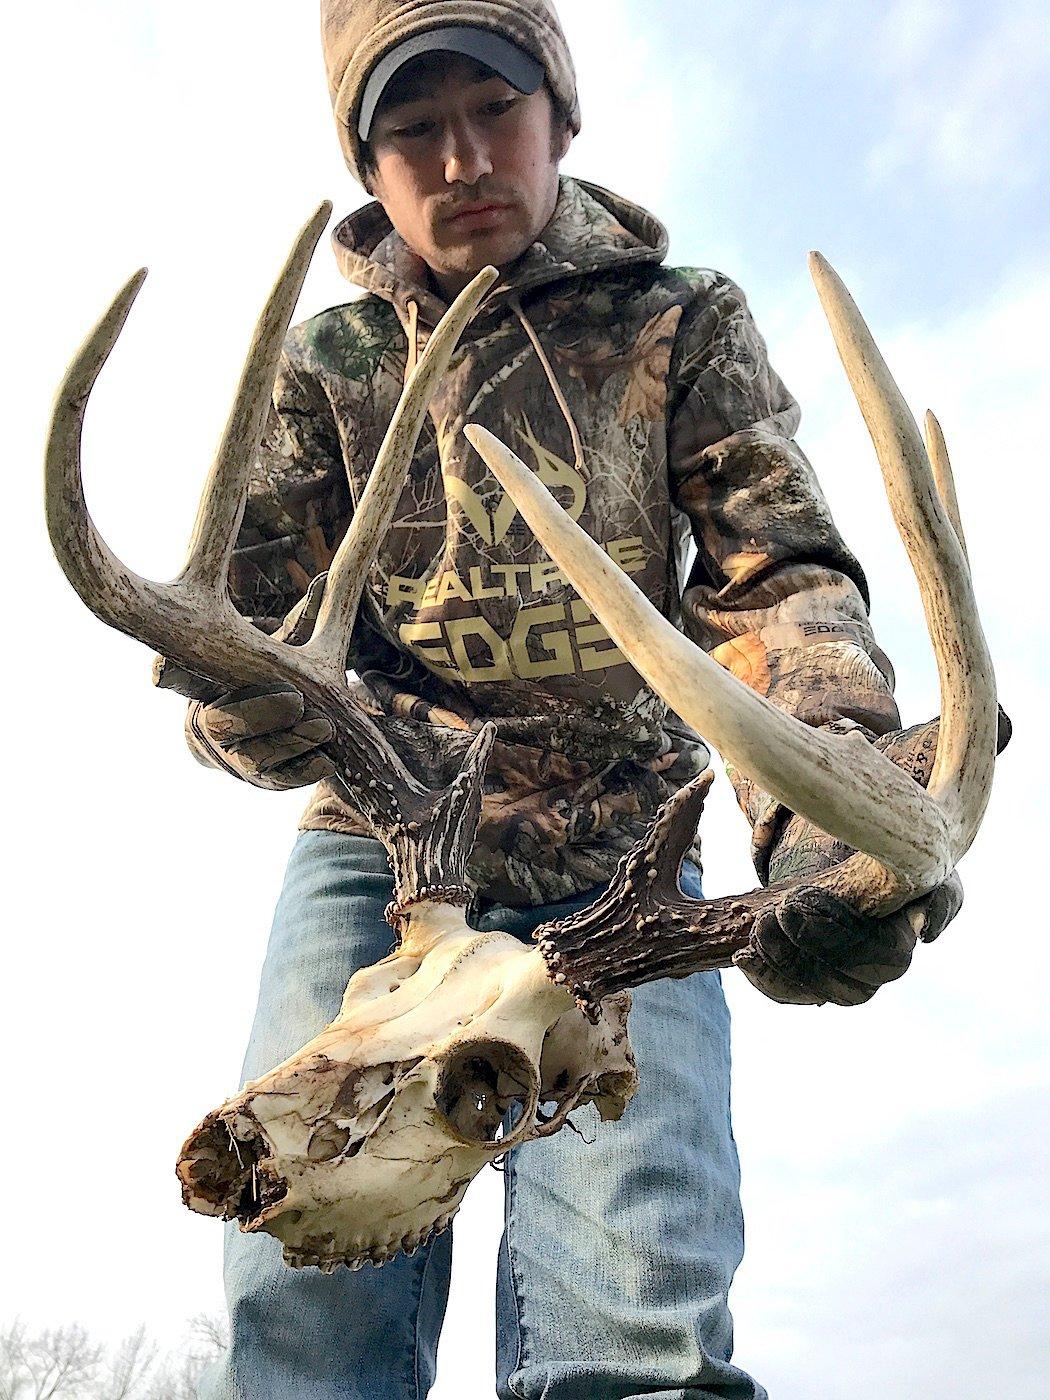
[{"xmin": 190, "ymin": 2, "xmax": 960, "ymax": 1396}]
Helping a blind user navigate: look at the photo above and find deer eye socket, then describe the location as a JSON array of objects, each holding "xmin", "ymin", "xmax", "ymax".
[{"xmin": 434, "ymin": 1040, "xmax": 539, "ymax": 1146}]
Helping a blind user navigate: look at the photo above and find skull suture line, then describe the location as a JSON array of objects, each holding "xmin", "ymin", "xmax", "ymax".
[{"xmin": 177, "ymin": 903, "xmax": 636, "ymax": 1270}]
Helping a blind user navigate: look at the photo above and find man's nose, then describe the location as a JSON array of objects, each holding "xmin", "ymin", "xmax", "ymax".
[{"xmin": 442, "ymin": 121, "xmax": 493, "ymax": 186}]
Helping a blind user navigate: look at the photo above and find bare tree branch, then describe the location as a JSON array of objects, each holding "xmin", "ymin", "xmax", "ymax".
[
  {"xmin": 0, "ymin": 1322, "xmax": 103, "ymax": 1399},
  {"xmin": 92, "ymin": 1327, "xmax": 157, "ymax": 1400},
  {"xmin": 0, "ymin": 1318, "xmax": 227, "ymax": 1400}
]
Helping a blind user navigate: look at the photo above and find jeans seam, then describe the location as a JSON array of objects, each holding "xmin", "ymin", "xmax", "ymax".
[
  {"xmin": 412, "ymin": 1247, "xmax": 433, "ymax": 1400},
  {"xmin": 504, "ymin": 1156, "xmax": 529, "ymax": 1398}
]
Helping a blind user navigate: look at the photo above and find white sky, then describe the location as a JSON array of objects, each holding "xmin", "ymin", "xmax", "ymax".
[{"xmin": 4, "ymin": 1, "xmax": 1048, "ymax": 1396}]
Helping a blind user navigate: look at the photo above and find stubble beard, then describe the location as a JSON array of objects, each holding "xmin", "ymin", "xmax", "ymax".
[{"xmin": 431, "ymin": 167, "xmax": 561, "ymax": 284}]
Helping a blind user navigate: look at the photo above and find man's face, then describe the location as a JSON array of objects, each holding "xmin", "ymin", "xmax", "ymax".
[{"xmin": 366, "ymin": 54, "xmax": 572, "ymax": 299}]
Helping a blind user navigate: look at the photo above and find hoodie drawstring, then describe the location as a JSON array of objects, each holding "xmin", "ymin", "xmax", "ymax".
[
  {"xmin": 404, "ymin": 299, "xmax": 420, "ymax": 383},
  {"xmin": 404, "ymin": 291, "xmax": 586, "ymax": 476},
  {"xmin": 507, "ymin": 294, "xmax": 586, "ymax": 474}
]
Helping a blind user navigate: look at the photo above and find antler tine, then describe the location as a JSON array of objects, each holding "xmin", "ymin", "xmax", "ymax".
[
  {"xmin": 304, "ymin": 265, "xmax": 499, "ymax": 676},
  {"xmin": 923, "ymin": 409, "xmax": 969, "ymax": 565},
  {"xmin": 808, "ymin": 253, "xmax": 995, "ymax": 861},
  {"xmin": 45, "ymin": 268, "xmax": 162, "ymax": 629},
  {"xmin": 47, "ymin": 218, "xmax": 504, "ymax": 920},
  {"xmin": 464, "ymin": 422, "xmax": 951, "ymax": 893},
  {"xmin": 180, "ymin": 202, "xmax": 333, "ymax": 593},
  {"xmin": 45, "ymin": 205, "xmax": 332, "ymax": 644}
]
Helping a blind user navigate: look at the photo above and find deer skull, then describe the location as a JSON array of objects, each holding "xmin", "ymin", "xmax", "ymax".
[{"xmin": 176, "ymin": 903, "xmax": 635, "ymax": 1270}]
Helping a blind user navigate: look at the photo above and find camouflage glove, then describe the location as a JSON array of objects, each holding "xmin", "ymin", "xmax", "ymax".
[
  {"xmin": 735, "ymin": 711, "xmax": 1009, "ymax": 1007},
  {"xmin": 184, "ymin": 682, "xmax": 337, "ymax": 791},
  {"xmin": 734, "ymin": 877, "xmax": 965, "ymax": 1007},
  {"xmin": 163, "ymin": 573, "xmax": 338, "ymax": 792}
]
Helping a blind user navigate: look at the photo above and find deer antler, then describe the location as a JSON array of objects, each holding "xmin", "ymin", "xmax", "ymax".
[
  {"xmin": 464, "ymin": 254, "xmax": 1000, "ymax": 1009},
  {"xmin": 46, "ymin": 213, "xmax": 646, "ymax": 1272},
  {"xmin": 47, "ymin": 210, "xmax": 651, "ymax": 1274},
  {"xmin": 46, "ymin": 203, "xmax": 500, "ymax": 919}
]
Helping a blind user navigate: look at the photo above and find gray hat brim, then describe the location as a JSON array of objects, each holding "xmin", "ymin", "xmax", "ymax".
[{"xmin": 358, "ymin": 26, "xmax": 545, "ymax": 140}]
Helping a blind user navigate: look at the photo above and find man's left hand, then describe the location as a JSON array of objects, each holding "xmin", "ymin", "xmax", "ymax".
[
  {"xmin": 734, "ymin": 872, "xmax": 964, "ymax": 1006},
  {"xmin": 733, "ymin": 715, "xmax": 981, "ymax": 1006}
]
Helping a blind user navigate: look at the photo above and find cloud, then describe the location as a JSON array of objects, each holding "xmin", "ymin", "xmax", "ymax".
[
  {"xmin": 879, "ymin": 0, "xmax": 953, "ymax": 67},
  {"xmin": 560, "ymin": 0, "xmax": 746, "ymax": 228},
  {"xmin": 731, "ymin": 1083, "xmax": 1050, "ymax": 1398},
  {"xmin": 866, "ymin": 1, "xmax": 1050, "ymax": 191}
]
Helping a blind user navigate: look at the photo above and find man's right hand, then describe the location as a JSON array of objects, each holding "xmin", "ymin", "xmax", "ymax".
[
  {"xmin": 174, "ymin": 571, "xmax": 337, "ymax": 789},
  {"xmin": 185, "ymin": 682, "xmax": 337, "ymax": 790}
]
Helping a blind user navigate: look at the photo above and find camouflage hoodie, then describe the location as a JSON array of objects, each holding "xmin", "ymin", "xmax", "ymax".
[{"xmin": 220, "ymin": 176, "xmax": 900, "ymax": 906}]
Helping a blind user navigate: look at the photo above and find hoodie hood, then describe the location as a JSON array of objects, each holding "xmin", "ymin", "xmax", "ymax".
[{"xmin": 330, "ymin": 177, "xmax": 669, "ymax": 327}]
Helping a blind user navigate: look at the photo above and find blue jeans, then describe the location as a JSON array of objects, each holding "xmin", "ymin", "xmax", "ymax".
[{"xmin": 199, "ymin": 831, "xmax": 764, "ymax": 1400}]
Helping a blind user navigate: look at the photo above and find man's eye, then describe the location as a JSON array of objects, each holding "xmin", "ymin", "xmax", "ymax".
[
  {"xmin": 483, "ymin": 99, "xmax": 518, "ymax": 117},
  {"xmin": 393, "ymin": 120, "xmax": 435, "ymax": 139}
]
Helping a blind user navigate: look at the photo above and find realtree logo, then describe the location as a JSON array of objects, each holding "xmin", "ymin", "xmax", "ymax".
[
  {"xmin": 390, "ymin": 538, "xmax": 648, "ymax": 683},
  {"xmin": 386, "ymin": 414, "xmax": 651, "ymax": 683},
  {"xmin": 443, "ymin": 412, "xmax": 587, "ymax": 546}
]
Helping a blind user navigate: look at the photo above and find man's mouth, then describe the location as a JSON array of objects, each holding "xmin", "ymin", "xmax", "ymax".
[{"xmin": 445, "ymin": 203, "xmax": 513, "ymax": 225}]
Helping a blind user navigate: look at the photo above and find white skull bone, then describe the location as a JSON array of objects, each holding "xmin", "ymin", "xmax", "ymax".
[{"xmin": 177, "ymin": 903, "xmax": 637, "ymax": 1271}]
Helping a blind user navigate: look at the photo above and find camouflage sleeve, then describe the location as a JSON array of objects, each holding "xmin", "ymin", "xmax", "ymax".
[
  {"xmin": 667, "ymin": 273, "xmax": 901, "ymax": 882},
  {"xmin": 226, "ymin": 323, "xmax": 353, "ymax": 633}
]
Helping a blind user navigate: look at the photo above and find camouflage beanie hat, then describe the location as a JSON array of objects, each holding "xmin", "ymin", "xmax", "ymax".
[{"xmin": 320, "ymin": 0, "xmax": 581, "ymax": 185}]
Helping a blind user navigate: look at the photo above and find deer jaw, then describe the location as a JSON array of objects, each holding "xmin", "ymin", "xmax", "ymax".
[{"xmin": 176, "ymin": 903, "xmax": 636, "ymax": 1271}]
